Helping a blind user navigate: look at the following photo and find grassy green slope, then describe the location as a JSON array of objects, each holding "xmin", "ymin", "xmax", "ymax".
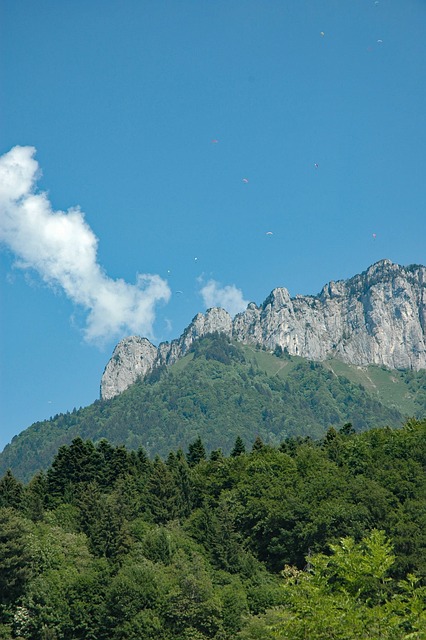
[
  {"xmin": 322, "ymin": 359, "xmax": 425, "ymax": 417},
  {"xmin": 1, "ymin": 335, "xmax": 424, "ymax": 481},
  {"xmin": 240, "ymin": 345, "xmax": 425, "ymax": 417}
]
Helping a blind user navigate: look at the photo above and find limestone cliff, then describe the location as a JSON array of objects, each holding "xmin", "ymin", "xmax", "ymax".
[{"xmin": 101, "ymin": 260, "xmax": 426, "ymax": 399}]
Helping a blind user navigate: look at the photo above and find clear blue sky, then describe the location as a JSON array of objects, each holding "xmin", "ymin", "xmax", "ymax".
[{"xmin": 1, "ymin": 0, "xmax": 425, "ymax": 451}]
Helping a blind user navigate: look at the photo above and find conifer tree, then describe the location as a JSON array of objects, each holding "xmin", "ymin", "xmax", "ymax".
[
  {"xmin": 251, "ymin": 436, "xmax": 264, "ymax": 452},
  {"xmin": 186, "ymin": 437, "xmax": 207, "ymax": 467},
  {"xmin": 231, "ymin": 436, "xmax": 246, "ymax": 457},
  {"xmin": 0, "ymin": 469, "xmax": 23, "ymax": 509},
  {"xmin": 147, "ymin": 457, "xmax": 180, "ymax": 523},
  {"xmin": 24, "ymin": 470, "xmax": 47, "ymax": 521},
  {"xmin": 0, "ymin": 508, "xmax": 31, "ymax": 606}
]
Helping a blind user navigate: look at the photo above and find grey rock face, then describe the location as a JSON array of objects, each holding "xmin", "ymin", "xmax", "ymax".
[
  {"xmin": 233, "ymin": 260, "xmax": 426, "ymax": 370},
  {"xmin": 100, "ymin": 260, "xmax": 426, "ymax": 399},
  {"xmin": 158, "ymin": 307, "xmax": 233, "ymax": 367},
  {"xmin": 101, "ymin": 336, "xmax": 158, "ymax": 400}
]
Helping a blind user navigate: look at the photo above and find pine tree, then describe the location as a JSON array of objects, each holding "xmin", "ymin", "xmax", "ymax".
[
  {"xmin": 0, "ymin": 470, "xmax": 23, "ymax": 509},
  {"xmin": 0, "ymin": 508, "xmax": 31, "ymax": 606},
  {"xmin": 186, "ymin": 437, "xmax": 207, "ymax": 467},
  {"xmin": 24, "ymin": 471, "xmax": 47, "ymax": 521},
  {"xmin": 146, "ymin": 457, "xmax": 180, "ymax": 523},
  {"xmin": 231, "ymin": 436, "xmax": 246, "ymax": 457},
  {"xmin": 251, "ymin": 436, "xmax": 264, "ymax": 452}
]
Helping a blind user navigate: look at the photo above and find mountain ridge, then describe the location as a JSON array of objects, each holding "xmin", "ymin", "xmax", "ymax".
[
  {"xmin": 3, "ymin": 336, "xmax": 425, "ymax": 482},
  {"xmin": 101, "ymin": 259, "xmax": 426, "ymax": 399}
]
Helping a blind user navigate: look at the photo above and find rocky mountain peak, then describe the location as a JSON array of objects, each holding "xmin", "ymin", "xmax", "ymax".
[
  {"xmin": 101, "ymin": 336, "xmax": 157, "ymax": 400},
  {"xmin": 100, "ymin": 260, "xmax": 426, "ymax": 399}
]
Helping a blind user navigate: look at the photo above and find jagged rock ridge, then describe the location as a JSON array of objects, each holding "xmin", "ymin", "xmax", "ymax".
[{"xmin": 101, "ymin": 260, "xmax": 426, "ymax": 399}]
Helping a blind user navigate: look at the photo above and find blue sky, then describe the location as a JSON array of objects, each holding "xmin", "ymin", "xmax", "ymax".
[{"xmin": 1, "ymin": 0, "xmax": 425, "ymax": 451}]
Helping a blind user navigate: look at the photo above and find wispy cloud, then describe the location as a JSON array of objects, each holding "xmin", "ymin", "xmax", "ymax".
[
  {"xmin": 199, "ymin": 279, "xmax": 249, "ymax": 317},
  {"xmin": 0, "ymin": 146, "xmax": 171, "ymax": 343}
]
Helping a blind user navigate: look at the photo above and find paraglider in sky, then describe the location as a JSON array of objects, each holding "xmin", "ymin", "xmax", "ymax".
[
  {"xmin": 377, "ymin": 39, "xmax": 383, "ymax": 44},
  {"xmin": 194, "ymin": 257, "xmax": 198, "ymax": 262},
  {"xmin": 314, "ymin": 163, "xmax": 319, "ymax": 169},
  {"xmin": 266, "ymin": 231, "xmax": 273, "ymax": 236},
  {"xmin": 320, "ymin": 31, "xmax": 325, "ymax": 37},
  {"xmin": 242, "ymin": 178, "xmax": 249, "ymax": 183},
  {"xmin": 372, "ymin": 233, "xmax": 377, "ymax": 240}
]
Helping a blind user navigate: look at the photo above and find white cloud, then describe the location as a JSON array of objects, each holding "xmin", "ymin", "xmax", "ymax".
[
  {"xmin": 200, "ymin": 279, "xmax": 249, "ymax": 317},
  {"xmin": 0, "ymin": 146, "xmax": 171, "ymax": 343}
]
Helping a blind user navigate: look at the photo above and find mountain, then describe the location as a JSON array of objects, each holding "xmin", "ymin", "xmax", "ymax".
[
  {"xmin": 1, "ymin": 333, "xmax": 426, "ymax": 481},
  {"xmin": 1, "ymin": 259, "xmax": 425, "ymax": 481},
  {"xmin": 101, "ymin": 259, "xmax": 426, "ymax": 400}
]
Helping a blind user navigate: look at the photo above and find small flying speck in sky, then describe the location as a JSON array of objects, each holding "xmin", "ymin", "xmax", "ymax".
[
  {"xmin": 320, "ymin": 31, "xmax": 325, "ymax": 37},
  {"xmin": 211, "ymin": 139, "xmax": 219, "ymax": 144},
  {"xmin": 266, "ymin": 231, "xmax": 273, "ymax": 235},
  {"xmin": 377, "ymin": 39, "xmax": 383, "ymax": 44},
  {"xmin": 242, "ymin": 178, "xmax": 249, "ymax": 183},
  {"xmin": 314, "ymin": 163, "xmax": 319, "ymax": 169}
]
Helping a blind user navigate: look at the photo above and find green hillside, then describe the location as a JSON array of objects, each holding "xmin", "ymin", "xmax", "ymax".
[
  {"xmin": 1, "ymin": 334, "xmax": 425, "ymax": 481},
  {"xmin": 241, "ymin": 345, "xmax": 425, "ymax": 417}
]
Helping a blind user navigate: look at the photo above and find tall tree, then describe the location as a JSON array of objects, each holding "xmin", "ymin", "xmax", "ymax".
[
  {"xmin": 0, "ymin": 470, "xmax": 23, "ymax": 509},
  {"xmin": 186, "ymin": 438, "xmax": 207, "ymax": 468},
  {"xmin": 0, "ymin": 508, "xmax": 31, "ymax": 607},
  {"xmin": 231, "ymin": 437, "xmax": 246, "ymax": 457}
]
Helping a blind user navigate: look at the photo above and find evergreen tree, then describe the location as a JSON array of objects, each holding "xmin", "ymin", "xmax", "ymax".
[
  {"xmin": 251, "ymin": 436, "xmax": 264, "ymax": 452},
  {"xmin": 231, "ymin": 437, "xmax": 246, "ymax": 457},
  {"xmin": 24, "ymin": 470, "xmax": 47, "ymax": 521},
  {"xmin": 147, "ymin": 457, "xmax": 180, "ymax": 524},
  {"xmin": 339, "ymin": 422, "xmax": 356, "ymax": 436},
  {"xmin": 167, "ymin": 450, "xmax": 194, "ymax": 520},
  {"xmin": 0, "ymin": 508, "xmax": 31, "ymax": 607},
  {"xmin": 186, "ymin": 437, "xmax": 207, "ymax": 468},
  {"xmin": 0, "ymin": 470, "xmax": 23, "ymax": 509},
  {"xmin": 77, "ymin": 481, "xmax": 128, "ymax": 559},
  {"xmin": 47, "ymin": 438, "xmax": 101, "ymax": 503}
]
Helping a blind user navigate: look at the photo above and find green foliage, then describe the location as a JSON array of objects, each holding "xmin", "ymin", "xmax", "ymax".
[
  {"xmin": 187, "ymin": 437, "xmax": 207, "ymax": 468},
  {"xmin": 0, "ymin": 508, "xmax": 32, "ymax": 606},
  {"xmin": 1, "ymin": 418, "xmax": 426, "ymax": 638},
  {"xmin": 231, "ymin": 436, "xmax": 246, "ymax": 457},
  {"xmin": 239, "ymin": 531, "xmax": 426, "ymax": 639},
  {"xmin": 1, "ymin": 335, "xmax": 417, "ymax": 482},
  {"xmin": 0, "ymin": 470, "xmax": 23, "ymax": 509}
]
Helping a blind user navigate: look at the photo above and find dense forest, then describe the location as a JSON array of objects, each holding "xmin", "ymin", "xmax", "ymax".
[
  {"xmin": 2, "ymin": 334, "xmax": 425, "ymax": 482},
  {"xmin": 1, "ymin": 419, "xmax": 425, "ymax": 639}
]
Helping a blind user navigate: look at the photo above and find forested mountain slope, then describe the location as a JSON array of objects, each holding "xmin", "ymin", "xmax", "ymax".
[{"xmin": 1, "ymin": 335, "xmax": 425, "ymax": 481}]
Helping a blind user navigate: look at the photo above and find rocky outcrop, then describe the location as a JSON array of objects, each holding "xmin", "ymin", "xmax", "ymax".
[
  {"xmin": 101, "ymin": 337, "xmax": 158, "ymax": 400},
  {"xmin": 101, "ymin": 260, "xmax": 426, "ymax": 399},
  {"xmin": 101, "ymin": 308, "xmax": 232, "ymax": 399}
]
